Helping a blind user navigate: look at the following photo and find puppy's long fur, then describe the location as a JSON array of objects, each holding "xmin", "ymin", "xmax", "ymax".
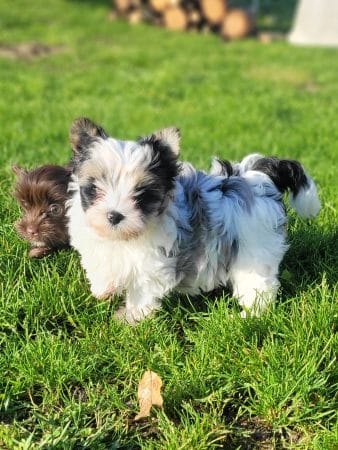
[
  {"xmin": 13, "ymin": 164, "xmax": 71, "ymax": 257},
  {"xmin": 67, "ymin": 118, "xmax": 321, "ymax": 322}
]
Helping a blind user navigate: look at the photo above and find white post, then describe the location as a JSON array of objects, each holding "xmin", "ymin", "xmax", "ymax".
[{"xmin": 289, "ymin": 0, "xmax": 338, "ymax": 47}]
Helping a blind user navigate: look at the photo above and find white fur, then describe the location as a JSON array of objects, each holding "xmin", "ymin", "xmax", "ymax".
[{"xmin": 290, "ymin": 176, "xmax": 321, "ymax": 218}]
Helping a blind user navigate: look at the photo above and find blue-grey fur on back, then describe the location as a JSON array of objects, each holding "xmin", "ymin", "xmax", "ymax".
[{"xmin": 167, "ymin": 163, "xmax": 256, "ymax": 292}]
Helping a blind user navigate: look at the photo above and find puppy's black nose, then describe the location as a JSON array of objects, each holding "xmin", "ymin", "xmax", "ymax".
[{"xmin": 107, "ymin": 211, "xmax": 125, "ymax": 225}]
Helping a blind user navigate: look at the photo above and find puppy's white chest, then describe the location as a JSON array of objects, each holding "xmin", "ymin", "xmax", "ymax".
[{"xmin": 82, "ymin": 235, "xmax": 171, "ymax": 291}]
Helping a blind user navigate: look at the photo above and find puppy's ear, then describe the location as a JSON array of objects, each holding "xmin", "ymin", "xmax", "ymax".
[
  {"xmin": 69, "ymin": 117, "xmax": 108, "ymax": 154},
  {"xmin": 12, "ymin": 165, "xmax": 27, "ymax": 177},
  {"xmin": 152, "ymin": 127, "xmax": 180, "ymax": 156},
  {"xmin": 139, "ymin": 127, "xmax": 180, "ymax": 191}
]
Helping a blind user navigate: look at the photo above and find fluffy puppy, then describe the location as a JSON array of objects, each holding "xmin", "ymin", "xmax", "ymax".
[
  {"xmin": 67, "ymin": 118, "xmax": 321, "ymax": 323},
  {"xmin": 13, "ymin": 164, "xmax": 71, "ymax": 257}
]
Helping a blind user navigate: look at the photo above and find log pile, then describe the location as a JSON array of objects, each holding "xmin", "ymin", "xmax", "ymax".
[{"xmin": 111, "ymin": 1, "xmax": 256, "ymax": 39}]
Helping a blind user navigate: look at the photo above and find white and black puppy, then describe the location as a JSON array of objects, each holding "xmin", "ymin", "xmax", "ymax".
[{"xmin": 67, "ymin": 118, "xmax": 321, "ymax": 323}]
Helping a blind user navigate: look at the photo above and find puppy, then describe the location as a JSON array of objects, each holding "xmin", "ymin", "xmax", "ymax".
[
  {"xmin": 67, "ymin": 118, "xmax": 320, "ymax": 323},
  {"xmin": 13, "ymin": 164, "xmax": 71, "ymax": 257}
]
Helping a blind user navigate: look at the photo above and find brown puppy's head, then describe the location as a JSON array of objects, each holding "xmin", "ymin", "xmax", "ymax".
[{"xmin": 12, "ymin": 165, "xmax": 71, "ymax": 252}]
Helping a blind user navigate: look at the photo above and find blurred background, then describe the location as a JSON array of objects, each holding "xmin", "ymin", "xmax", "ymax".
[{"xmin": 0, "ymin": 0, "xmax": 337, "ymax": 179}]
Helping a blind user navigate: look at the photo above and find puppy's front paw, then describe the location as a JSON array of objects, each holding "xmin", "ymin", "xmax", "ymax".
[
  {"xmin": 114, "ymin": 307, "xmax": 142, "ymax": 326},
  {"xmin": 29, "ymin": 247, "xmax": 52, "ymax": 258},
  {"xmin": 114, "ymin": 305, "xmax": 156, "ymax": 325},
  {"xmin": 91, "ymin": 282, "xmax": 116, "ymax": 300},
  {"xmin": 114, "ymin": 306, "xmax": 133, "ymax": 324}
]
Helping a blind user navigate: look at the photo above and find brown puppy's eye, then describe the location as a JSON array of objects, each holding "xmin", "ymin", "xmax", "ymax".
[{"xmin": 48, "ymin": 204, "xmax": 63, "ymax": 216}]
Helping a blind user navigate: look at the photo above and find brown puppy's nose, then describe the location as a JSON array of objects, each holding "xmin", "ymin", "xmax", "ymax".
[{"xmin": 26, "ymin": 226, "xmax": 38, "ymax": 236}]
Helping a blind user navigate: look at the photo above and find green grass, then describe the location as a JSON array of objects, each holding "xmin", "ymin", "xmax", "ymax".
[{"xmin": 0, "ymin": 0, "xmax": 337, "ymax": 448}]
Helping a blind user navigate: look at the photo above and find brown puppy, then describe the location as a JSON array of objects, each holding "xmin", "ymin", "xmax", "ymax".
[{"xmin": 12, "ymin": 164, "xmax": 71, "ymax": 257}]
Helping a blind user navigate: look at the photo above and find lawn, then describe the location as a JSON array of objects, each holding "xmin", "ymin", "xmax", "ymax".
[{"xmin": 0, "ymin": 0, "xmax": 337, "ymax": 448}]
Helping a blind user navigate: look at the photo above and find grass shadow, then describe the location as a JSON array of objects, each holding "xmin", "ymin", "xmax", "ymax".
[
  {"xmin": 235, "ymin": 0, "xmax": 297, "ymax": 32},
  {"xmin": 258, "ymin": 0, "xmax": 297, "ymax": 32},
  {"xmin": 280, "ymin": 223, "xmax": 337, "ymax": 298}
]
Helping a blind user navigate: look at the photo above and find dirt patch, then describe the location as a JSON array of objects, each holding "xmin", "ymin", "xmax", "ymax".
[
  {"xmin": 222, "ymin": 404, "xmax": 304, "ymax": 449},
  {"xmin": 0, "ymin": 42, "xmax": 64, "ymax": 60},
  {"xmin": 231, "ymin": 416, "xmax": 280, "ymax": 449}
]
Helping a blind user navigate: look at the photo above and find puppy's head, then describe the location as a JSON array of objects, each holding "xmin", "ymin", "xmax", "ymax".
[
  {"xmin": 70, "ymin": 117, "xmax": 180, "ymax": 240},
  {"xmin": 13, "ymin": 165, "xmax": 71, "ymax": 248}
]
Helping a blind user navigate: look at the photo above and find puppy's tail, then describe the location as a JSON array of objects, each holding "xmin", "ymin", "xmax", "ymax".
[
  {"xmin": 210, "ymin": 154, "xmax": 262, "ymax": 177},
  {"xmin": 250, "ymin": 156, "xmax": 321, "ymax": 218}
]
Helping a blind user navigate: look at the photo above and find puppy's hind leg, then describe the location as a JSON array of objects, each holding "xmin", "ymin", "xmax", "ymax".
[
  {"xmin": 228, "ymin": 196, "xmax": 287, "ymax": 317},
  {"xmin": 230, "ymin": 262, "xmax": 280, "ymax": 317}
]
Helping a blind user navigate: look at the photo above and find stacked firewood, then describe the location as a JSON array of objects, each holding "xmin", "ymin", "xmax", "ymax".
[{"xmin": 111, "ymin": 1, "xmax": 256, "ymax": 39}]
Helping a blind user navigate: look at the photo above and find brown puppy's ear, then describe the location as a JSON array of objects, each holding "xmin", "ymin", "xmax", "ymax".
[
  {"xmin": 69, "ymin": 117, "xmax": 108, "ymax": 155},
  {"xmin": 12, "ymin": 165, "xmax": 27, "ymax": 177}
]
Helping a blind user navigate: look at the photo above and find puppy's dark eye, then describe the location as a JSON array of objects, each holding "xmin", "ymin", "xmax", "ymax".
[
  {"xmin": 83, "ymin": 184, "xmax": 97, "ymax": 198},
  {"xmin": 133, "ymin": 184, "xmax": 163, "ymax": 216},
  {"xmin": 48, "ymin": 204, "xmax": 63, "ymax": 216},
  {"xmin": 80, "ymin": 181, "xmax": 99, "ymax": 211}
]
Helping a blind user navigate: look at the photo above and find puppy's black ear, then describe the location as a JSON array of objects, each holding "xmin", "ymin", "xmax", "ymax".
[
  {"xmin": 139, "ymin": 127, "xmax": 180, "ymax": 193},
  {"xmin": 69, "ymin": 117, "xmax": 108, "ymax": 154},
  {"xmin": 151, "ymin": 127, "xmax": 181, "ymax": 156},
  {"xmin": 12, "ymin": 165, "xmax": 27, "ymax": 177}
]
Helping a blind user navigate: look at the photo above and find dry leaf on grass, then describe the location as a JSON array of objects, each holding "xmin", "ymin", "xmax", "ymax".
[{"xmin": 134, "ymin": 370, "xmax": 163, "ymax": 421}]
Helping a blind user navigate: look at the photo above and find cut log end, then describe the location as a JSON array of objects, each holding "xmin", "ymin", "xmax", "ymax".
[
  {"xmin": 164, "ymin": 6, "xmax": 188, "ymax": 31},
  {"xmin": 201, "ymin": 0, "xmax": 227, "ymax": 25},
  {"xmin": 150, "ymin": 0, "xmax": 179, "ymax": 13},
  {"xmin": 222, "ymin": 9, "xmax": 254, "ymax": 40},
  {"xmin": 115, "ymin": 0, "xmax": 133, "ymax": 13}
]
